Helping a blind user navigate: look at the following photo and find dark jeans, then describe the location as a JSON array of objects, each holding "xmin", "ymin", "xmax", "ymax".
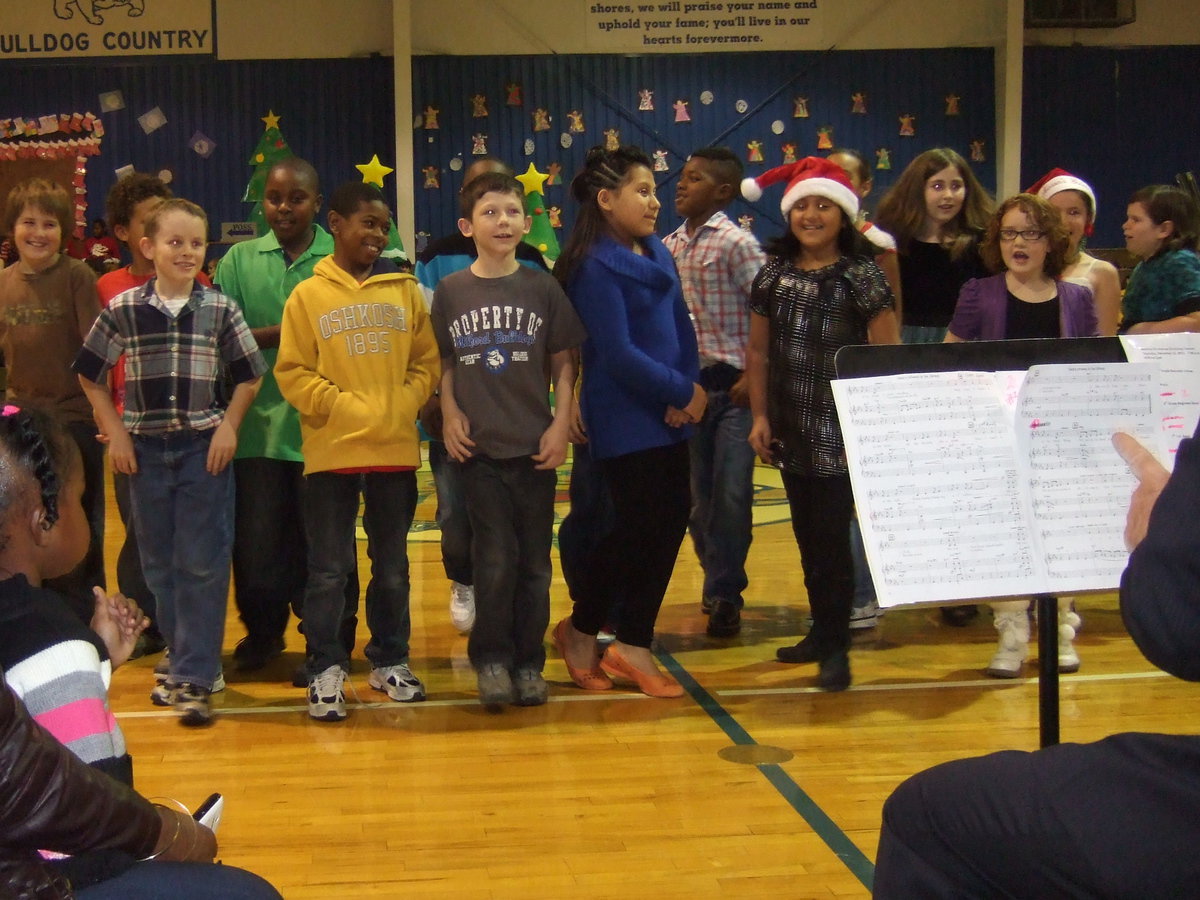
[
  {"xmin": 687, "ymin": 384, "xmax": 755, "ymax": 606},
  {"xmin": 558, "ymin": 441, "xmax": 614, "ymax": 596},
  {"xmin": 780, "ymin": 471, "xmax": 854, "ymax": 656},
  {"xmin": 112, "ymin": 470, "xmax": 158, "ymax": 636},
  {"xmin": 873, "ymin": 733, "xmax": 1200, "ymax": 899},
  {"xmin": 76, "ymin": 860, "xmax": 282, "ymax": 899},
  {"xmin": 302, "ymin": 470, "xmax": 416, "ymax": 676},
  {"xmin": 233, "ymin": 457, "xmax": 359, "ymax": 651},
  {"xmin": 460, "ymin": 455, "xmax": 555, "ymax": 671},
  {"xmin": 428, "ymin": 439, "xmax": 472, "ymax": 585},
  {"xmin": 570, "ymin": 441, "xmax": 690, "ymax": 648},
  {"xmin": 47, "ymin": 420, "xmax": 106, "ymax": 621},
  {"xmin": 849, "ymin": 511, "xmax": 877, "ymax": 612}
]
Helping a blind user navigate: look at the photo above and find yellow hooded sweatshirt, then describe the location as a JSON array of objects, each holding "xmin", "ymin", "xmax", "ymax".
[{"xmin": 276, "ymin": 256, "xmax": 440, "ymax": 474}]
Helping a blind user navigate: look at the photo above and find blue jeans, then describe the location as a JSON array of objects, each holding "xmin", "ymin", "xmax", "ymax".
[
  {"xmin": 130, "ymin": 431, "xmax": 233, "ymax": 690},
  {"xmin": 901, "ymin": 324, "xmax": 948, "ymax": 344},
  {"xmin": 849, "ymin": 512, "xmax": 877, "ymax": 612},
  {"xmin": 302, "ymin": 470, "xmax": 416, "ymax": 676},
  {"xmin": 76, "ymin": 861, "xmax": 281, "ymax": 899},
  {"xmin": 558, "ymin": 441, "xmax": 614, "ymax": 596},
  {"xmin": 112, "ymin": 470, "xmax": 158, "ymax": 636},
  {"xmin": 688, "ymin": 387, "xmax": 755, "ymax": 606},
  {"xmin": 428, "ymin": 439, "xmax": 472, "ymax": 585},
  {"xmin": 233, "ymin": 457, "xmax": 360, "ymax": 650},
  {"xmin": 459, "ymin": 456, "xmax": 555, "ymax": 671}
]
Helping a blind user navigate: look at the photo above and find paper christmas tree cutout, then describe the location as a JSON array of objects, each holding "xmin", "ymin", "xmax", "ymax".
[
  {"xmin": 516, "ymin": 163, "xmax": 559, "ymax": 261},
  {"xmin": 241, "ymin": 111, "xmax": 293, "ymax": 237}
]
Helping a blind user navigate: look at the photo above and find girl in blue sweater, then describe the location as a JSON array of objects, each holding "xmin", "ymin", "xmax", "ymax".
[{"xmin": 552, "ymin": 146, "xmax": 705, "ymax": 699}]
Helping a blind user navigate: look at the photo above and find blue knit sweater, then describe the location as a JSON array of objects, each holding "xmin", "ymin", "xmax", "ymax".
[{"xmin": 567, "ymin": 235, "xmax": 700, "ymax": 460}]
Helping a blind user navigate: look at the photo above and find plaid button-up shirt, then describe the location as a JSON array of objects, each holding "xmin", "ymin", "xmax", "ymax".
[
  {"xmin": 663, "ymin": 211, "xmax": 766, "ymax": 371},
  {"xmin": 73, "ymin": 278, "xmax": 266, "ymax": 436}
]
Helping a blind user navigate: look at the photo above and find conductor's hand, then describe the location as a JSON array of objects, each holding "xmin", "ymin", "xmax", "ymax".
[{"xmin": 1113, "ymin": 432, "xmax": 1171, "ymax": 551}]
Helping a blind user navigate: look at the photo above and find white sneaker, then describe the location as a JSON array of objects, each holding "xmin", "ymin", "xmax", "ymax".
[
  {"xmin": 307, "ymin": 665, "xmax": 347, "ymax": 721},
  {"xmin": 449, "ymin": 582, "xmax": 476, "ymax": 633},
  {"xmin": 368, "ymin": 663, "xmax": 426, "ymax": 703},
  {"xmin": 1058, "ymin": 598, "xmax": 1082, "ymax": 673},
  {"xmin": 986, "ymin": 603, "xmax": 1030, "ymax": 678}
]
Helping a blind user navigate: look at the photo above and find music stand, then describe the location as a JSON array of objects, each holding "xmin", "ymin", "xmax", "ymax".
[{"xmin": 834, "ymin": 337, "xmax": 1128, "ymax": 748}]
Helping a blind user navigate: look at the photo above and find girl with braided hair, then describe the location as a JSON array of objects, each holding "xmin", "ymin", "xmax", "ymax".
[
  {"xmin": 551, "ymin": 145, "xmax": 705, "ymax": 699},
  {"xmin": 0, "ymin": 404, "xmax": 146, "ymax": 785}
]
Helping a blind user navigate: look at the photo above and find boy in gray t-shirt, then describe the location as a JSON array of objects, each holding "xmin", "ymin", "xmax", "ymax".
[{"xmin": 431, "ymin": 172, "xmax": 586, "ymax": 710}]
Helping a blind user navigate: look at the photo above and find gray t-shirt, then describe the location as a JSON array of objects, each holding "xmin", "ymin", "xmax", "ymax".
[{"xmin": 432, "ymin": 265, "xmax": 586, "ymax": 459}]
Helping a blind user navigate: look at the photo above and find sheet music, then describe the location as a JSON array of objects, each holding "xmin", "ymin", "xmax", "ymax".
[
  {"xmin": 834, "ymin": 362, "xmax": 1169, "ymax": 608},
  {"xmin": 835, "ymin": 371, "xmax": 1039, "ymax": 607},
  {"xmin": 1119, "ymin": 333, "xmax": 1200, "ymax": 464},
  {"xmin": 1013, "ymin": 363, "xmax": 1161, "ymax": 592}
]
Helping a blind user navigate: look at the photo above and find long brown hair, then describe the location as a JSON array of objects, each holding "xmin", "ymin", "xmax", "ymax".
[
  {"xmin": 554, "ymin": 145, "xmax": 654, "ymax": 290},
  {"xmin": 875, "ymin": 148, "xmax": 993, "ymax": 259}
]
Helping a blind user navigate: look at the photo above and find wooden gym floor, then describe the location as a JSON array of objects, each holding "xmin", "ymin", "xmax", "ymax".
[{"xmin": 103, "ymin": 453, "xmax": 1194, "ymax": 898}]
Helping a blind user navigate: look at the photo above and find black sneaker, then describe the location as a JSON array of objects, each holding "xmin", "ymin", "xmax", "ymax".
[
  {"xmin": 940, "ymin": 604, "xmax": 980, "ymax": 627},
  {"xmin": 776, "ymin": 637, "xmax": 822, "ymax": 664},
  {"xmin": 706, "ymin": 599, "xmax": 741, "ymax": 637},
  {"xmin": 700, "ymin": 595, "xmax": 716, "ymax": 615},
  {"xmin": 174, "ymin": 683, "xmax": 213, "ymax": 727},
  {"xmin": 129, "ymin": 630, "xmax": 167, "ymax": 660},
  {"xmin": 817, "ymin": 652, "xmax": 851, "ymax": 692},
  {"xmin": 232, "ymin": 635, "xmax": 285, "ymax": 672}
]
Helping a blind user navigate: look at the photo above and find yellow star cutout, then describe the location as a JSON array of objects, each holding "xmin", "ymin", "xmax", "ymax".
[
  {"xmin": 516, "ymin": 162, "xmax": 549, "ymax": 196},
  {"xmin": 261, "ymin": 109, "xmax": 281, "ymax": 130},
  {"xmin": 356, "ymin": 154, "xmax": 394, "ymax": 188}
]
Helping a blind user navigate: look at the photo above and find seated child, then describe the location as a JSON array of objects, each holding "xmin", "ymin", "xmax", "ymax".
[
  {"xmin": 0, "ymin": 404, "xmax": 146, "ymax": 784},
  {"xmin": 433, "ymin": 171, "xmax": 585, "ymax": 708}
]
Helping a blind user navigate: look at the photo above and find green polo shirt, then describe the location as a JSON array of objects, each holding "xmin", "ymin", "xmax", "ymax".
[{"xmin": 214, "ymin": 225, "xmax": 333, "ymax": 461}]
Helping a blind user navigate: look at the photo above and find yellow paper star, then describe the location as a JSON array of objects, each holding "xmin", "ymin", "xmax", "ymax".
[
  {"xmin": 356, "ymin": 154, "xmax": 394, "ymax": 188},
  {"xmin": 261, "ymin": 109, "xmax": 281, "ymax": 130},
  {"xmin": 516, "ymin": 162, "xmax": 549, "ymax": 196}
]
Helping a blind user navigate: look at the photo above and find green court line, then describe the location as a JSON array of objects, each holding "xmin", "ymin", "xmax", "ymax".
[{"xmin": 655, "ymin": 648, "xmax": 876, "ymax": 891}]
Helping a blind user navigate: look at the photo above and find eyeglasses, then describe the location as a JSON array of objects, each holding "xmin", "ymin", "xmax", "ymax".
[{"xmin": 998, "ymin": 228, "xmax": 1047, "ymax": 242}]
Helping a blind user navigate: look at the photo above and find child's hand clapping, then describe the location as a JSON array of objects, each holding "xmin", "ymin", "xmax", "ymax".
[{"xmin": 90, "ymin": 586, "xmax": 149, "ymax": 669}]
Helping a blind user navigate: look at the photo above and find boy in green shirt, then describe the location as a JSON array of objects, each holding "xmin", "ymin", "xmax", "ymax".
[{"xmin": 215, "ymin": 158, "xmax": 355, "ymax": 675}]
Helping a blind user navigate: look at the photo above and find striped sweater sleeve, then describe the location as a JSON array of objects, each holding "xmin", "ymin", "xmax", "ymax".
[{"xmin": 3, "ymin": 640, "xmax": 129, "ymax": 781}]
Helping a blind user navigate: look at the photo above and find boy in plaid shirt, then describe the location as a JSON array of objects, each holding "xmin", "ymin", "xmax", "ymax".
[
  {"xmin": 663, "ymin": 146, "xmax": 766, "ymax": 638},
  {"xmin": 75, "ymin": 198, "xmax": 265, "ymax": 726}
]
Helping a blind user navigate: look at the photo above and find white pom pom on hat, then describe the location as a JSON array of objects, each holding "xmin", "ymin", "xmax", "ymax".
[{"xmin": 740, "ymin": 156, "xmax": 859, "ymax": 220}]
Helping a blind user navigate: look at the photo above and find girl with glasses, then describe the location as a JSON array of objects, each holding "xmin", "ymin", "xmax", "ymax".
[{"xmin": 944, "ymin": 193, "xmax": 1099, "ymax": 678}]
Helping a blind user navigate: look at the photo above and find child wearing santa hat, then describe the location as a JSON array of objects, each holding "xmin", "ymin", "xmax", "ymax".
[
  {"xmin": 743, "ymin": 156, "xmax": 899, "ymax": 691},
  {"xmin": 1028, "ymin": 168, "xmax": 1121, "ymax": 336}
]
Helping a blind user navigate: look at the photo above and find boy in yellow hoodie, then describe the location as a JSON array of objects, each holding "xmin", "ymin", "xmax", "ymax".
[{"xmin": 276, "ymin": 182, "xmax": 439, "ymax": 721}]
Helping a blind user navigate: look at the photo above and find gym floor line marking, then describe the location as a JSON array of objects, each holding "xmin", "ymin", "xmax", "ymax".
[
  {"xmin": 656, "ymin": 648, "xmax": 876, "ymax": 891},
  {"xmin": 113, "ymin": 666, "xmax": 1170, "ymax": 719}
]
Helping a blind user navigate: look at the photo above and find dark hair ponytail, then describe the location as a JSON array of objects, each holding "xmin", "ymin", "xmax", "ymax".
[
  {"xmin": 0, "ymin": 405, "xmax": 78, "ymax": 533},
  {"xmin": 555, "ymin": 145, "xmax": 653, "ymax": 290}
]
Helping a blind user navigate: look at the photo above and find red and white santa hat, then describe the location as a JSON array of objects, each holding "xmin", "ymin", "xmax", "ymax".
[
  {"xmin": 741, "ymin": 156, "xmax": 859, "ymax": 221},
  {"xmin": 1027, "ymin": 167, "xmax": 1097, "ymax": 234}
]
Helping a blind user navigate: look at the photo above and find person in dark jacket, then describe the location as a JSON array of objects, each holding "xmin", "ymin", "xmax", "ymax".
[{"xmin": 872, "ymin": 423, "xmax": 1200, "ymax": 899}]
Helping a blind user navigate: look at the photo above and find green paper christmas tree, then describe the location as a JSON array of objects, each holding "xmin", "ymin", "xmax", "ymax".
[
  {"xmin": 242, "ymin": 113, "xmax": 294, "ymax": 237},
  {"xmin": 524, "ymin": 187, "xmax": 559, "ymax": 261}
]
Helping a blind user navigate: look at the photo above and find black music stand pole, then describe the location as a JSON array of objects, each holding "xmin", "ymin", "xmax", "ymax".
[{"xmin": 1035, "ymin": 593, "xmax": 1059, "ymax": 747}]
